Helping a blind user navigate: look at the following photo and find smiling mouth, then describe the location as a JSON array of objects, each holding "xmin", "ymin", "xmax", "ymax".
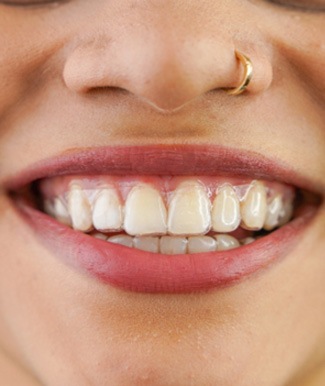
[{"xmin": 6, "ymin": 145, "xmax": 322, "ymax": 293}]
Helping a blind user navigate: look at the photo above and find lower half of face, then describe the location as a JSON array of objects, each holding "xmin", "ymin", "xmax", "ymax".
[{"xmin": 0, "ymin": 0, "xmax": 324, "ymax": 385}]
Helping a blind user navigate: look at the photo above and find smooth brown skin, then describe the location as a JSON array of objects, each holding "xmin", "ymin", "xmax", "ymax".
[{"xmin": 0, "ymin": 0, "xmax": 324, "ymax": 385}]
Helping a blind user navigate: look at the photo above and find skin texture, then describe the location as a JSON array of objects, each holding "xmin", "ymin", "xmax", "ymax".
[{"xmin": 0, "ymin": 0, "xmax": 324, "ymax": 385}]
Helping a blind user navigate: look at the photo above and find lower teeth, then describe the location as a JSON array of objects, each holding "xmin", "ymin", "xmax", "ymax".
[{"xmin": 92, "ymin": 232, "xmax": 255, "ymax": 254}]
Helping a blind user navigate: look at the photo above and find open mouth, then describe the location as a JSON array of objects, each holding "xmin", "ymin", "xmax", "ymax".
[{"xmin": 6, "ymin": 145, "xmax": 322, "ymax": 293}]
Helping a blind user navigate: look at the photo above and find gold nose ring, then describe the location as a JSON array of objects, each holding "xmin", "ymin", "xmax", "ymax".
[{"xmin": 226, "ymin": 50, "xmax": 253, "ymax": 96}]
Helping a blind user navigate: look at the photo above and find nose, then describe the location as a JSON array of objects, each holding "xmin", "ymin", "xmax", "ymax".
[{"xmin": 63, "ymin": 3, "xmax": 272, "ymax": 112}]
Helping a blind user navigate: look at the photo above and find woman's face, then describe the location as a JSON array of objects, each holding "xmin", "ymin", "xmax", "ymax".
[{"xmin": 0, "ymin": 0, "xmax": 324, "ymax": 385}]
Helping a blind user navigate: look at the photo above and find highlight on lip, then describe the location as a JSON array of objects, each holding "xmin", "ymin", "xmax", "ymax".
[{"xmin": 37, "ymin": 174, "xmax": 296, "ymax": 254}]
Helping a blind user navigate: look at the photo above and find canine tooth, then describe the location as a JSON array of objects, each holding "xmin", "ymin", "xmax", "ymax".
[
  {"xmin": 92, "ymin": 188, "xmax": 123, "ymax": 232},
  {"xmin": 240, "ymin": 237, "xmax": 255, "ymax": 245},
  {"xmin": 124, "ymin": 184, "xmax": 167, "ymax": 236},
  {"xmin": 215, "ymin": 234, "xmax": 240, "ymax": 250},
  {"xmin": 160, "ymin": 236, "xmax": 187, "ymax": 255},
  {"xmin": 278, "ymin": 200, "xmax": 294, "ymax": 226},
  {"xmin": 264, "ymin": 195, "xmax": 283, "ymax": 231},
  {"xmin": 240, "ymin": 181, "xmax": 267, "ymax": 230},
  {"xmin": 107, "ymin": 235, "xmax": 134, "ymax": 248},
  {"xmin": 188, "ymin": 236, "xmax": 217, "ymax": 254},
  {"xmin": 212, "ymin": 185, "xmax": 240, "ymax": 233},
  {"xmin": 133, "ymin": 236, "xmax": 159, "ymax": 253},
  {"xmin": 68, "ymin": 184, "xmax": 92, "ymax": 232},
  {"xmin": 167, "ymin": 181, "xmax": 211, "ymax": 236}
]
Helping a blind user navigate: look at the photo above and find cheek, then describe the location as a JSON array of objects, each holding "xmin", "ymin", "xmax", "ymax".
[
  {"xmin": 269, "ymin": 16, "xmax": 325, "ymax": 101},
  {"xmin": 0, "ymin": 13, "xmax": 65, "ymax": 120}
]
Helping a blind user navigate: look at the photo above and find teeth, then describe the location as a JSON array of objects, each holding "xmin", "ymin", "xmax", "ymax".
[
  {"xmin": 107, "ymin": 234, "xmax": 134, "ymax": 248},
  {"xmin": 279, "ymin": 200, "xmax": 294, "ymax": 226},
  {"xmin": 54, "ymin": 198, "xmax": 71, "ymax": 226},
  {"xmin": 188, "ymin": 236, "xmax": 217, "ymax": 254},
  {"xmin": 124, "ymin": 184, "xmax": 167, "ymax": 236},
  {"xmin": 92, "ymin": 232, "xmax": 108, "ymax": 240},
  {"xmin": 240, "ymin": 237, "xmax": 255, "ymax": 245},
  {"xmin": 92, "ymin": 188, "xmax": 123, "ymax": 232},
  {"xmin": 94, "ymin": 233, "xmax": 242, "ymax": 253},
  {"xmin": 167, "ymin": 181, "xmax": 211, "ymax": 236},
  {"xmin": 160, "ymin": 236, "xmax": 187, "ymax": 255},
  {"xmin": 215, "ymin": 234, "xmax": 240, "ymax": 250},
  {"xmin": 133, "ymin": 236, "xmax": 159, "ymax": 253},
  {"xmin": 212, "ymin": 184, "xmax": 240, "ymax": 233},
  {"xmin": 240, "ymin": 181, "xmax": 267, "ymax": 230},
  {"xmin": 46, "ymin": 198, "xmax": 72, "ymax": 226},
  {"xmin": 68, "ymin": 184, "xmax": 92, "ymax": 232},
  {"xmin": 46, "ymin": 179, "xmax": 293, "ymax": 244},
  {"xmin": 264, "ymin": 195, "xmax": 283, "ymax": 231},
  {"xmin": 44, "ymin": 199, "xmax": 55, "ymax": 216}
]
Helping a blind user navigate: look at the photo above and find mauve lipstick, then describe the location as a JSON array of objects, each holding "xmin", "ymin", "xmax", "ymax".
[
  {"xmin": 18, "ymin": 203, "xmax": 315, "ymax": 293},
  {"xmin": 6, "ymin": 145, "xmax": 320, "ymax": 293},
  {"xmin": 4, "ymin": 145, "xmax": 321, "ymax": 193}
]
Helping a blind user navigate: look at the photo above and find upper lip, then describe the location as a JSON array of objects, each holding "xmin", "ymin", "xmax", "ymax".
[{"xmin": 2, "ymin": 144, "xmax": 324, "ymax": 195}]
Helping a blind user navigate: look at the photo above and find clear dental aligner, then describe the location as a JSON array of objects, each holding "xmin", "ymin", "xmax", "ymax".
[{"xmin": 42, "ymin": 177, "xmax": 294, "ymax": 254}]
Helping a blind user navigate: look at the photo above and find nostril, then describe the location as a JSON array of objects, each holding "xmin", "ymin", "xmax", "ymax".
[
  {"xmin": 63, "ymin": 46, "xmax": 120, "ymax": 93},
  {"xmin": 64, "ymin": 29, "xmax": 272, "ymax": 110}
]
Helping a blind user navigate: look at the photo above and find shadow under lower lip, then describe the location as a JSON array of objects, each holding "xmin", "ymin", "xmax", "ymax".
[{"xmin": 15, "ymin": 199, "xmax": 317, "ymax": 294}]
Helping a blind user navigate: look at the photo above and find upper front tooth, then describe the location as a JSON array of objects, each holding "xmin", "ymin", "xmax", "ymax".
[
  {"xmin": 240, "ymin": 181, "xmax": 267, "ymax": 230},
  {"xmin": 68, "ymin": 184, "xmax": 93, "ymax": 232},
  {"xmin": 212, "ymin": 184, "xmax": 240, "ymax": 233},
  {"xmin": 167, "ymin": 181, "xmax": 211, "ymax": 236},
  {"xmin": 92, "ymin": 188, "xmax": 123, "ymax": 232},
  {"xmin": 264, "ymin": 194, "xmax": 283, "ymax": 231},
  {"xmin": 124, "ymin": 184, "xmax": 167, "ymax": 236}
]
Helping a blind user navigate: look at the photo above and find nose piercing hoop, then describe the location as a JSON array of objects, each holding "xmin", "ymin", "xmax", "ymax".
[{"xmin": 226, "ymin": 50, "xmax": 253, "ymax": 96}]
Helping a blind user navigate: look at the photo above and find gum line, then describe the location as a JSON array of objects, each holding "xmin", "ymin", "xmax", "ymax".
[{"xmin": 40, "ymin": 175, "xmax": 294, "ymax": 202}]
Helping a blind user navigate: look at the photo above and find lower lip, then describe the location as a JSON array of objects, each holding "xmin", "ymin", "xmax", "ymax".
[{"xmin": 17, "ymin": 201, "xmax": 316, "ymax": 294}]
